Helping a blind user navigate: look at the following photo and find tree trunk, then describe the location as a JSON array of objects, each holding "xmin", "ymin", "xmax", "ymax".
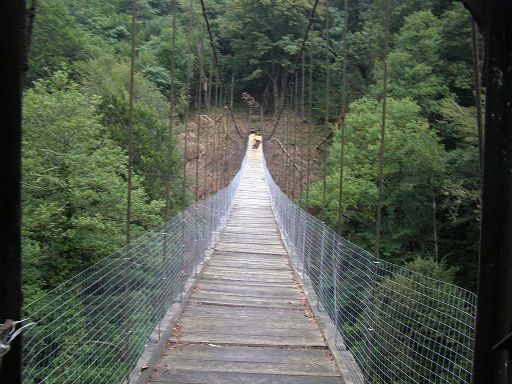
[
  {"xmin": 230, "ymin": 73, "xmax": 235, "ymax": 108},
  {"xmin": 207, "ymin": 59, "xmax": 213, "ymax": 110},
  {"xmin": 270, "ymin": 64, "xmax": 280, "ymax": 114},
  {"xmin": 432, "ymin": 192, "xmax": 438, "ymax": 260},
  {"xmin": 279, "ymin": 70, "xmax": 289, "ymax": 111}
]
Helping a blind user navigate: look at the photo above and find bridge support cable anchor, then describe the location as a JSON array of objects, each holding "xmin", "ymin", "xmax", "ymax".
[{"xmin": 0, "ymin": 320, "xmax": 36, "ymax": 372}]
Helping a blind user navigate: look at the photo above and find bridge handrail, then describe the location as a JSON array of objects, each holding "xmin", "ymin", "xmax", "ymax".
[
  {"xmin": 22, "ymin": 146, "xmax": 248, "ymax": 383},
  {"xmin": 263, "ymin": 153, "xmax": 477, "ymax": 384}
]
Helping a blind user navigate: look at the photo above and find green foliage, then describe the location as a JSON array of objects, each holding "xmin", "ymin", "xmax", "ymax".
[
  {"xmin": 437, "ymin": 100, "xmax": 480, "ymax": 289},
  {"xmin": 298, "ymin": 0, "xmax": 480, "ymax": 289},
  {"xmin": 371, "ymin": 10, "xmax": 450, "ymax": 118},
  {"xmin": 308, "ymin": 97, "xmax": 446, "ymax": 263},
  {"xmin": 439, "ymin": 3, "xmax": 474, "ymax": 105},
  {"xmin": 78, "ymin": 56, "xmax": 185, "ymax": 213},
  {"xmin": 220, "ymin": 0, "xmax": 313, "ymax": 109},
  {"xmin": 367, "ymin": 258, "xmax": 473, "ymax": 383},
  {"xmin": 23, "ymin": 72, "xmax": 163, "ymax": 292},
  {"xmin": 28, "ymin": 0, "xmax": 99, "ymax": 83}
]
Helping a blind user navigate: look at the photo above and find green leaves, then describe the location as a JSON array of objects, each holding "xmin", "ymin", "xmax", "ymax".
[
  {"xmin": 23, "ymin": 72, "xmax": 163, "ymax": 289},
  {"xmin": 220, "ymin": 0, "xmax": 311, "ymax": 109},
  {"xmin": 308, "ymin": 96, "xmax": 446, "ymax": 261}
]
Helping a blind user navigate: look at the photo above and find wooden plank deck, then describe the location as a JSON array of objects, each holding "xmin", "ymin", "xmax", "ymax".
[{"xmin": 146, "ymin": 146, "xmax": 345, "ymax": 384}]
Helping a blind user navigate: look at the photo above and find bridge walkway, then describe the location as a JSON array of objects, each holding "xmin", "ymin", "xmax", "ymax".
[{"xmin": 146, "ymin": 146, "xmax": 344, "ymax": 384}]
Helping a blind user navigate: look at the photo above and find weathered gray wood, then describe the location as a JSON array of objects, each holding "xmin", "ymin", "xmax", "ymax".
[
  {"xmin": 194, "ymin": 282, "xmax": 300, "ymax": 297},
  {"xmin": 146, "ymin": 147, "xmax": 344, "ymax": 384},
  {"xmin": 215, "ymin": 244, "xmax": 287, "ymax": 255},
  {"xmin": 198, "ymin": 277, "xmax": 296, "ymax": 288},
  {"xmin": 205, "ymin": 260, "xmax": 290, "ymax": 269},
  {"xmin": 174, "ymin": 334, "xmax": 325, "ymax": 347},
  {"xmin": 164, "ymin": 344, "xmax": 333, "ymax": 364},
  {"xmin": 149, "ymin": 370, "xmax": 344, "ymax": 383},
  {"xmin": 156, "ymin": 345, "xmax": 340, "ymax": 376},
  {"xmin": 188, "ymin": 295, "xmax": 302, "ymax": 310},
  {"xmin": 180, "ymin": 304, "xmax": 309, "ymax": 319},
  {"xmin": 213, "ymin": 250, "xmax": 286, "ymax": 258}
]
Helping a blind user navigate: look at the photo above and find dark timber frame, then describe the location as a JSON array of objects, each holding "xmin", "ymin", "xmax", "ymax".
[
  {"xmin": 0, "ymin": 1, "xmax": 25, "ymax": 383},
  {"xmin": 462, "ymin": 1, "xmax": 512, "ymax": 383}
]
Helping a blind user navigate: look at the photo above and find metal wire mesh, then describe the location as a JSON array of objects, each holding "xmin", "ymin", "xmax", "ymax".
[
  {"xmin": 263, "ymin": 154, "xmax": 477, "ymax": 384},
  {"xmin": 23, "ymin": 148, "xmax": 247, "ymax": 384}
]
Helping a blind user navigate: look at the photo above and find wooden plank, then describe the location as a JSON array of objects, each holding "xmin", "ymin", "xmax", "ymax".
[
  {"xmin": 201, "ymin": 269, "xmax": 292, "ymax": 278},
  {"xmin": 188, "ymin": 295, "xmax": 302, "ymax": 310},
  {"xmin": 144, "ymin": 146, "xmax": 344, "ymax": 384},
  {"xmin": 218, "ymin": 238, "xmax": 281, "ymax": 245},
  {"xmin": 148, "ymin": 370, "xmax": 344, "ymax": 383},
  {"xmin": 213, "ymin": 250, "xmax": 286, "ymax": 258},
  {"xmin": 198, "ymin": 278, "xmax": 296, "ymax": 289},
  {"xmin": 201, "ymin": 266, "xmax": 292, "ymax": 275},
  {"xmin": 156, "ymin": 345, "xmax": 340, "ymax": 376},
  {"xmin": 195, "ymin": 282, "xmax": 300, "ymax": 297},
  {"xmin": 176, "ymin": 317, "xmax": 319, "ymax": 331},
  {"xmin": 205, "ymin": 257, "xmax": 289, "ymax": 266},
  {"xmin": 164, "ymin": 344, "xmax": 331, "ymax": 364},
  {"xmin": 172, "ymin": 333, "xmax": 325, "ymax": 347},
  {"xmin": 199, "ymin": 275, "xmax": 294, "ymax": 284},
  {"xmin": 178, "ymin": 325, "xmax": 319, "ymax": 339},
  {"xmin": 205, "ymin": 259, "xmax": 290, "ymax": 268},
  {"xmin": 215, "ymin": 244, "xmax": 287, "ymax": 255},
  {"xmin": 221, "ymin": 227, "xmax": 278, "ymax": 234},
  {"xmin": 201, "ymin": 266, "xmax": 291, "ymax": 276},
  {"xmin": 181, "ymin": 304, "xmax": 311, "ymax": 321}
]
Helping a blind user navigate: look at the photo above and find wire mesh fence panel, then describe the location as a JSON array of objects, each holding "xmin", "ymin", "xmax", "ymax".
[
  {"xmin": 23, "ymin": 147, "xmax": 247, "ymax": 383},
  {"xmin": 263, "ymin": 153, "xmax": 477, "ymax": 384}
]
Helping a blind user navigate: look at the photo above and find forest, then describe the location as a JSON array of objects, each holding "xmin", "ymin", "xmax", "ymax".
[{"xmin": 22, "ymin": 0, "xmax": 481, "ymax": 308}]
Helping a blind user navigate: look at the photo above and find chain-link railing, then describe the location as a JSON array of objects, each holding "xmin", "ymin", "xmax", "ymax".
[
  {"xmin": 23, "ymin": 148, "xmax": 247, "ymax": 384},
  {"xmin": 263, "ymin": 155, "xmax": 477, "ymax": 384}
]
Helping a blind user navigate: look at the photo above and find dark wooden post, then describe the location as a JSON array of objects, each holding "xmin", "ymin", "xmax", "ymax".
[
  {"xmin": 462, "ymin": 1, "xmax": 512, "ymax": 383},
  {"xmin": 0, "ymin": 1, "xmax": 25, "ymax": 382}
]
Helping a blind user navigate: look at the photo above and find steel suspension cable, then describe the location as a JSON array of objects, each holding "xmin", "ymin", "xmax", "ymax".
[
  {"xmin": 322, "ymin": 141, "xmax": 327, "ymax": 206},
  {"xmin": 221, "ymin": 110, "xmax": 228, "ymax": 188},
  {"xmin": 324, "ymin": 0, "xmax": 331, "ymax": 123},
  {"xmin": 305, "ymin": 34, "xmax": 314, "ymax": 207},
  {"xmin": 125, "ymin": 1, "xmax": 137, "ymax": 382},
  {"xmin": 203, "ymin": 44, "xmax": 211, "ymax": 197},
  {"xmin": 264, "ymin": 0, "xmax": 320, "ymax": 141},
  {"xmin": 337, "ymin": 0, "xmax": 349, "ymax": 235},
  {"xmin": 165, "ymin": 0, "xmax": 178, "ymax": 219},
  {"xmin": 299, "ymin": 57, "xmax": 306, "ymax": 204},
  {"xmin": 160, "ymin": 0, "xmax": 178, "ymax": 337},
  {"xmin": 182, "ymin": 0, "xmax": 194, "ymax": 207},
  {"xmin": 126, "ymin": 0, "xmax": 136, "ymax": 246},
  {"xmin": 284, "ymin": 97, "xmax": 290, "ymax": 195},
  {"xmin": 199, "ymin": 0, "xmax": 244, "ymax": 139},
  {"xmin": 375, "ymin": 0, "xmax": 391, "ymax": 258},
  {"xmin": 301, "ymin": 51, "xmax": 306, "ymax": 121},
  {"xmin": 321, "ymin": 0, "xmax": 330, "ymax": 208},
  {"xmin": 195, "ymin": 35, "xmax": 204, "ymax": 203},
  {"xmin": 292, "ymin": 77, "xmax": 299, "ymax": 198}
]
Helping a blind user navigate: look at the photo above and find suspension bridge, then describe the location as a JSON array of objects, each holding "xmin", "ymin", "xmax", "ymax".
[
  {"xmin": 3, "ymin": 0, "xmax": 512, "ymax": 383},
  {"xmin": 21, "ymin": 143, "xmax": 476, "ymax": 384}
]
